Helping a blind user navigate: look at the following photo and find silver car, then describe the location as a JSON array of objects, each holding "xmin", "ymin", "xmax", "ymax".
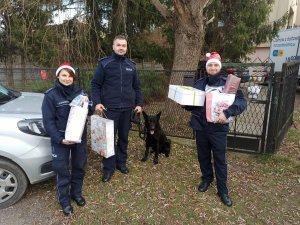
[{"xmin": 0, "ymin": 84, "xmax": 54, "ymax": 209}]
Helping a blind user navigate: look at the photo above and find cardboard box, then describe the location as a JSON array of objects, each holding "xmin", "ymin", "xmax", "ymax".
[
  {"xmin": 224, "ymin": 74, "xmax": 241, "ymax": 94},
  {"xmin": 168, "ymin": 85, "xmax": 205, "ymax": 106}
]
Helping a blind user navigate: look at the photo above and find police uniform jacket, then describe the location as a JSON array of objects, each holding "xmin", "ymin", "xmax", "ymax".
[
  {"xmin": 42, "ymin": 79, "xmax": 87, "ymax": 144},
  {"xmin": 90, "ymin": 53, "xmax": 144, "ymax": 109},
  {"xmin": 187, "ymin": 73, "xmax": 247, "ymax": 133}
]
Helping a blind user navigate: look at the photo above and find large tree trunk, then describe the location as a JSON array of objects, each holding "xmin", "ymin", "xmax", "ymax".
[
  {"xmin": 172, "ymin": 28, "xmax": 203, "ymax": 71},
  {"xmin": 150, "ymin": 0, "xmax": 209, "ymax": 123},
  {"xmin": 150, "ymin": 0, "xmax": 209, "ymax": 73},
  {"xmin": 170, "ymin": 25, "xmax": 204, "ymax": 84}
]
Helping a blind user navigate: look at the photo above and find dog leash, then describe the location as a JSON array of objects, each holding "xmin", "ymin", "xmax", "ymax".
[{"xmin": 131, "ymin": 110, "xmax": 146, "ymax": 140}]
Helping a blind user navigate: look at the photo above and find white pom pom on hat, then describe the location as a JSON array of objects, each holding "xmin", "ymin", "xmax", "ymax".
[
  {"xmin": 206, "ymin": 52, "xmax": 222, "ymax": 69},
  {"xmin": 55, "ymin": 62, "xmax": 76, "ymax": 76}
]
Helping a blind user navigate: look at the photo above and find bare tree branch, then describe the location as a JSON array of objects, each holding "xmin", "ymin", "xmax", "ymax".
[
  {"xmin": 149, "ymin": 0, "xmax": 173, "ymax": 24},
  {"xmin": 206, "ymin": 16, "xmax": 215, "ymax": 25}
]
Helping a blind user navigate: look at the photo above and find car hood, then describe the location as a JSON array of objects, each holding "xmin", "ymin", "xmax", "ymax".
[{"xmin": 0, "ymin": 92, "xmax": 44, "ymax": 118}]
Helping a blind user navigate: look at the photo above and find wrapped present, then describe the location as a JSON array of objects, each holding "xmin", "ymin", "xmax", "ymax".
[
  {"xmin": 206, "ymin": 91, "xmax": 235, "ymax": 123},
  {"xmin": 91, "ymin": 115, "xmax": 115, "ymax": 158},
  {"xmin": 65, "ymin": 101, "xmax": 88, "ymax": 143},
  {"xmin": 168, "ymin": 85, "xmax": 205, "ymax": 106},
  {"xmin": 223, "ymin": 74, "xmax": 241, "ymax": 94}
]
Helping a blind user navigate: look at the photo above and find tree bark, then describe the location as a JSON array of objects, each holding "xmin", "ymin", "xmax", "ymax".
[{"xmin": 150, "ymin": 0, "xmax": 209, "ymax": 73}]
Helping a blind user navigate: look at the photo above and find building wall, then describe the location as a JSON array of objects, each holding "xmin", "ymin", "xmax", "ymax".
[
  {"xmin": 246, "ymin": 47, "xmax": 271, "ymax": 63},
  {"xmin": 246, "ymin": 0, "xmax": 299, "ymax": 62},
  {"xmin": 268, "ymin": 0, "xmax": 290, "ymax": 23}
]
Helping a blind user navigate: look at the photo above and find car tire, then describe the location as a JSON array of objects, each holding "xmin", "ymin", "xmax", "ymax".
[{"xmin": 0, "ymin": 158, "xmax": 28, "ymax": 209}]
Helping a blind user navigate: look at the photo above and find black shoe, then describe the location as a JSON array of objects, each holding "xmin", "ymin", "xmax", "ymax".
[
  {"xmin": 62, "ymin": 205, "xmax": 73, "ymax": 216},
  {"xmin": 198, "ymin": 181, "xmax": 211, "ymax": 192},
  {"xmin": 218, "ymin": 193, "xmax": 233, "ymax": 207},
  {"xmin": 116, "ymin": 165, "xmax": 129, "ymax": 174},
  {"xmin": 102, "ymin": 171, "xmax": 114, "ymax": 182},
  {"xmin": 72, "ymin": 196, "xmax": 86, "ymax": 207}
]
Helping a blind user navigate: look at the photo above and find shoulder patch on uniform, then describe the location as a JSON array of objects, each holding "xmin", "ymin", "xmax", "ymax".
[
  {"xmin": 44, "ymin": 87, "xmax": 54, "ymax": 94},
  {"xmin": 100, "ymin": 57, "xmax": 115, "ymax": 68}
]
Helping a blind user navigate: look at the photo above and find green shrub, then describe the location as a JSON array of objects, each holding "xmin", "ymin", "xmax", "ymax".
[{"xmin": 139, "ymin": 71, "xmax": 169, "ymax": 104}]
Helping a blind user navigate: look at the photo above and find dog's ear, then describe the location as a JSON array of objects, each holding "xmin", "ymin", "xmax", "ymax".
[
  {"xmin": 157, "ymin": 111, "xmax": 162, "ymax": 120},
  {"xmin": 142, "ymin": 111, "xmax": 148, "ymax": 120}
]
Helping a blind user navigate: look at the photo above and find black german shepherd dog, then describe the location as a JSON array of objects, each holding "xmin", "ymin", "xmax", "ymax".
[{"xmin": 141, "ymin": 111, "xmax": 171, "ymax": 164}]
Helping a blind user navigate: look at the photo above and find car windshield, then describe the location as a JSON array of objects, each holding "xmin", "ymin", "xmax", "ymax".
[{"xmin": 0, "ymin": 84, "xmax": 21, "ymax": 105}]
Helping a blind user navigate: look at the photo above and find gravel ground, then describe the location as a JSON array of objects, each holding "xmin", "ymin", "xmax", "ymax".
[{"xmin": 0, "ymin": 178, "xmax": 62, "ymax": 225}]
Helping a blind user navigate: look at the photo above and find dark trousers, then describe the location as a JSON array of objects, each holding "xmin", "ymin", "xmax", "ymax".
[
  {"xmin": 195, "ymin": 130, "xmax": 228, "ymax": 194},
  {"xmin": 102, "ymin": 109, "xmax": 132, "ymax": 173},
  {"xmin": 51, "ymin": 141, "xmax": 87, "ymax": 207}
]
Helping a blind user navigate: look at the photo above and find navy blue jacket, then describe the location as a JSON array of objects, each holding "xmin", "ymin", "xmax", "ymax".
[
  {"xmin": 90, "ymin": 53, "xmax": 144, "ymax": 109},
  {"xmin": 186, "ymin": 74, "xmax": 247, "ymax": 132},
  {"xmin": 42, "ymin": 80, "xmax": 88, "ymax": 144}
]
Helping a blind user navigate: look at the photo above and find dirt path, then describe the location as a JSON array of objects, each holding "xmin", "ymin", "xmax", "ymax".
[{"xmin": 0, "ymin": 178, "xmax": 64, "ymax": 225}]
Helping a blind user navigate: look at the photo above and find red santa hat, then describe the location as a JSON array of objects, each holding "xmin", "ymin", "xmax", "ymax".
[
  {"xmin": 55, "ymin": 62, "xmax": 76, "ymax": 76},
  {"xmin": 206, "ymin": 52, "xmax": 222, "ymax": 69}
]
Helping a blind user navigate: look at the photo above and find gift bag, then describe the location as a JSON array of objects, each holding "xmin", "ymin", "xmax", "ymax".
[
  {"xmin": 206, "ymin": 91, "xmax": 235, "ymax": 123},
  {"xmin": 223, "ymin": 74, "xmax": 241, "ymax": 94},
  {"xmin": 91, "ymin": 115, "xmax": 115, "ymax": 158},
  {"xmin": 65, "ymin": 102, "xmax": 88, "ymax": 143}
]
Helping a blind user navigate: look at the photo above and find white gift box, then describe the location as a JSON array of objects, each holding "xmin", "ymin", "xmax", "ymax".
[
  {"xmin": 65, "ymin": 102, "xmax": 88, "ymax": 143},
  {"xmin": 168, "ymin": 85, "xmax": 205, "ymax": 106}
]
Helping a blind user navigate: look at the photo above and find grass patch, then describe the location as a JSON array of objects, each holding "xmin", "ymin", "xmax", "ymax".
[
  {"xmin": 16, "ymin": 94, "xmax": 300, "ymax": 224},
  {"xmin": 36, "ymin": 127, "xmax": 299, "ymax": 224}
]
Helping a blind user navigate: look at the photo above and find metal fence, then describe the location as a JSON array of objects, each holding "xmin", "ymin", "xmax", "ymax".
[
  {"xmin": 0, "ymin": 61, "xmax": 299, "ymax": 154},
  {"xmin": 266, "ymin": 61, "xmax": 300, "ymax": 153}
]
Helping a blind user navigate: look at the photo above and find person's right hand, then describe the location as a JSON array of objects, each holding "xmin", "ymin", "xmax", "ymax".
[
  {"xmin": 62, "ymin": 139, "xmax": 76, "ymax": 145},
  {"xmin": 95, "ymin": 104, "xmax": 106, "ymax": 113}
]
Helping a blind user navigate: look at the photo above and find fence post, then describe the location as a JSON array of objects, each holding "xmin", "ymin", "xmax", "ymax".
[{"xmin": 265, "ymin": 71, "xmax": 282, "ymax": 153}]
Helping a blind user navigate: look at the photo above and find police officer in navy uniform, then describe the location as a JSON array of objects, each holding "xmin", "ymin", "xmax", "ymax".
[
  {"xmin": 42, "ymin": 62, "xmax": 90, "ymax": 216},
  {"xmin": 91, "ymin": 35, "xmax": 143, "ymax": 182},
  {"xmin": 185, "ymin": 52, "xmax": 247, "ymax": 207}
]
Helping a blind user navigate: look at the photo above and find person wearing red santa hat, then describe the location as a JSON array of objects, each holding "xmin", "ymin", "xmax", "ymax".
[
  {"xmin": 184, "ymin": 52, "xmax": 247, "ymax": 207},
  {"xmin": 42, "ymin": 62, "xmax": 91, "ymax": 215}
]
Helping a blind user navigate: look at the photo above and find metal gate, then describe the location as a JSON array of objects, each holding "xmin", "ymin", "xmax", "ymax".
[
  {"xmin": 142, "ymin": 63, "xmax": 276, "ymax": 154},
  {"xmin": 265, "ymin": 61, "xmax": 300, "ymax": 153}
]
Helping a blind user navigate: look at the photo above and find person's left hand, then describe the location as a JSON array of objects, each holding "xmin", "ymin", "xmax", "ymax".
[
  {"xmin": 215, "ymin": 111, "xmax": 227, "ymax": 124},
  {"xmin": 135, "ymin": 106, "xmax": 142, "ymax": 113}
]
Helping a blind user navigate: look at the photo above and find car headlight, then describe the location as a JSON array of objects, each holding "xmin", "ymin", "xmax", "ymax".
[{"xmin": 17, "ymin": 119, "xmax": 49, "ymax": 137}]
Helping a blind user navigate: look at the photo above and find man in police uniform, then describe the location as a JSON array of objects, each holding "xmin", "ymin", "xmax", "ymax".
[{"xmin": 91, "ymin": 35, "xmax": 143, "ymax": 182}]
